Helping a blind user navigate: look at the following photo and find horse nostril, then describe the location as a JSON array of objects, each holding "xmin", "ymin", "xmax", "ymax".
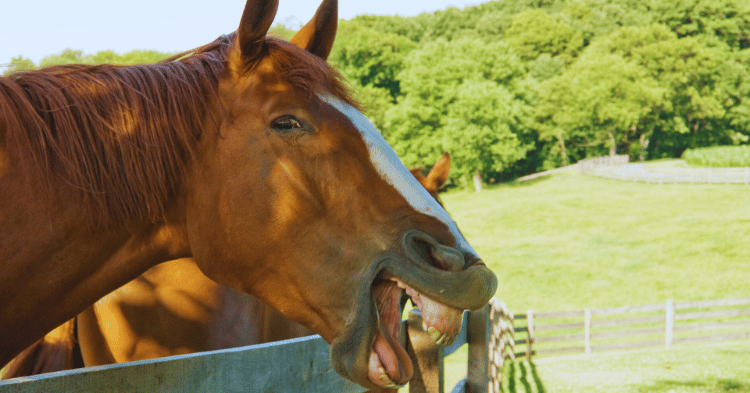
[
  {"xmin": 427, "ymin": 244, "xmax": 465, "ymax": 272},
  {"xmin": 403, "ymin": 230, "xmax": 466, "ymax": 272}
]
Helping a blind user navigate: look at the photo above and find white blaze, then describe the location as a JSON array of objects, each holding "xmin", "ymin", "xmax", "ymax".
[{"xmin": 322, "ymin": 95, "xmax": 477, "ymax": 257}]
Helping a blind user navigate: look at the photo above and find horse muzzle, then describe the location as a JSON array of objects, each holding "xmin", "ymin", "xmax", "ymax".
[{"xmin": 329, "ymin": 229, "xmax": 497, "ymax": 390}]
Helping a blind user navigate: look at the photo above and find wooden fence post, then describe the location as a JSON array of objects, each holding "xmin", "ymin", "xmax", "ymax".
[
  {"xmin": 526, "ymin": 310, "xmax": 534, "ymax": 358},
  {"xmin": 407, "ymin": 310, "xmax": 444, "ymax": 393},
  {"xmin": 665, "ymin": 299, "xmax": 674, "ymax": 348},
  {"xmin": 507, "ymin": 310, "xmax": 515, "ymax": 361},
  {"xmin": 584, "ymin": 308, "xmax": 592, "ymax": 354},
  {"xmin": 467, "ymin": 303, "xmax": 491, "ymax": 393}
]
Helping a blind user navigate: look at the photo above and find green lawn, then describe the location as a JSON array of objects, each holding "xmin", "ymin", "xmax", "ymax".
[
  {"xmin": 505, "ymin": 340, "xmax": 750, "ymax": 392},
  {"xmin": 442, "ymin": 166, "xmax": 750, "ymax": 312},
  {"xmin": 438, "ymin": 163, "xmax": 750, "ymax": 392}
]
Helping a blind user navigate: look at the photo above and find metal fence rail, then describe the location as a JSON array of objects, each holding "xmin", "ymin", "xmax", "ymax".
[
  {"xmin": 0, "ymin": 335, "xmax": 364, "ymax": 393},
  {"xmin": 0, "ymin": 301, "xmax": 516, "ymax": 393}
]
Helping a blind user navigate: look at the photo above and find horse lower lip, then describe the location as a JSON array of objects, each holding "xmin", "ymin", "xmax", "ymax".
[
  {"xmin": 369, "ymin": 325, "xmax": 411, "ymax": 387},
  {"xmin": 369, "ymin": 279, "xmax": 412, "ymax": 386}
]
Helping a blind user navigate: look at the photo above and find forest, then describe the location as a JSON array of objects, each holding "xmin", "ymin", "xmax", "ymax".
[{"xmin": 5, "ymin": 0, "xmax": 750, "ymax": 187}]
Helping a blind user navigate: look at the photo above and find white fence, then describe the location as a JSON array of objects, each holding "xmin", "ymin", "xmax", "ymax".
[
  {"xmin": 579, "ymin": 155, "xmax": 750, "ymax": 184},
  {"xmin": 511, "ymin": 298, "xmax": 750, "ymax": 358}
]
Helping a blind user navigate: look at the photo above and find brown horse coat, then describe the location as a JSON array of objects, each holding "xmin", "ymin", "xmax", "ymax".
[{"xmin": 1, "ymin": 154, "xmax": 452, "ymax": 378}]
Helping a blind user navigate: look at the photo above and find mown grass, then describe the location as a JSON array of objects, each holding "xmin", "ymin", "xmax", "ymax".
[
  {"xmin": 441, "ymin": 168, "xmax": 750, "ymax": 312},
  {"xmin": 436, "ymin": 337, "xmax": 750, "ymax": 393},
  {"xmin": 509, "ymin": 340, "xmax": 750, "ymax": 393},
  {"xmin": 437, "ymin": 164, "xmax": 750, "ymax": 392}
]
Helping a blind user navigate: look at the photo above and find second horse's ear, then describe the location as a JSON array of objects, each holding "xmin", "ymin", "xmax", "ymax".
[
  {"xmin": 238, "ymin": 0, "xmax": 279, "ymax": 59},
  {"xmin": 426, "ymin": 153, "xmax": 451, "ymax": 190},
  {"xmin": 290, "ymin": 0, "xmax": 338, "ymax": 60}
]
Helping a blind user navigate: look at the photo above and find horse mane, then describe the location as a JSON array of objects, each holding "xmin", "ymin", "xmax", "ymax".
[{"xmin": 0, "ymin": 33, "xmax": 354, "ymax": 227}]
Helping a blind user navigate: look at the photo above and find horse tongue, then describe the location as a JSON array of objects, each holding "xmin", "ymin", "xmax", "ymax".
[{"xmin": 368, "ymin": 319, "xmax": 412, "ymax": 388}]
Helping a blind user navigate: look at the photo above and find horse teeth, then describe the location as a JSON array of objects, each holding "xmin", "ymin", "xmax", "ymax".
[
  {"xmin": 427, "ymin": 326, "xmax": 442, "ymax": 343},
  {"xmin": 378, "ymin": 371, "xmax": 403, "ymax": 389}
]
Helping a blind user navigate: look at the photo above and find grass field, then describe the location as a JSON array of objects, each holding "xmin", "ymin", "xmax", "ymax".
[
  {"xmin": 442, "ymin": 164, "xmax": 750, "ymax": 312},
  {"xmin": 443, "ymin": 340, "xmax": 750, "ymax": 392},
  {"xmin": 438, "ymin": 161, "xmax": 750, "ymax": 392},
  {"xmin": 510, "ymin": 340, "xmax": 750, "ymax": 392}
]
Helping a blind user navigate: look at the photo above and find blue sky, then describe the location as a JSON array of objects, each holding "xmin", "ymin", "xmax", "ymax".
[{"xmin": 1, "ymin": 0, "xmax": 482, "ymax": 65}]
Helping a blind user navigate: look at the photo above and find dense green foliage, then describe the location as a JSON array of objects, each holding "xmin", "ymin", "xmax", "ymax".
[
  {"xmin": 5, "ymin": 49, "xmax": 174, "ymax": 71},
  {"xmin": 328, "ymin": 0, "xmax": 750, "ymax": 184},
  {"xmin": 6, "ymin": 0, "xmax": 750, "ymax": 186},
  {"xmin": 683, "ymin": 145, "xmax": 750, "ymax": 167}
]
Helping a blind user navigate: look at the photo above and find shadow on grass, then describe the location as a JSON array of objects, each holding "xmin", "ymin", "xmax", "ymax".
[
  {"xmin": 505, "ymin": 359, "xmax": 546, "ymax": 393},
  {"xmin": 639, "ymin": 379, "xmax": 750, "ymax": 392}
]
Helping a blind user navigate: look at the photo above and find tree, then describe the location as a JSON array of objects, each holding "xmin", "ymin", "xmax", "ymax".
[
  {"xmin": 534, "ymin": 73, "xmax": 593, "ymax": 166},
  {"xmin": 504, "ymin": 9, "xmax": 584, "ymax": 62},
  {"xmin": 38, "ymin": 49, "xmax": 85, "ymax": 68},
  {"xmin": 329, "ymin": 21, "xmax": 416, "ymax": 99},
  {"xmin": 443, "ymin": 80, "xmax": 532, "ymax": 190},
  {"xmin": 587, "ymin": 24, "xmax": 750, "ymax": 157},
  {"xmin": 647, "ymin": 0, "xmax": 750, "ymax": 49},
  {"xmin": 534, "ymin": 49, "xmax": 667, "ymax": 163},
  {"xmin": 269, "ymin": 22, "xmax": 297, "ymax": 41},
  {"xmin": 385, "ymin": 38, "xmax": 535, "ymax": 190},
  {"xmin": 3, "ymin": 56, "xmax": 36, "ymax": 75}
]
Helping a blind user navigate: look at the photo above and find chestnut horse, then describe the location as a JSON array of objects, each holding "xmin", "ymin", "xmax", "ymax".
[
  {"xmin": 0, "ymin": 0, "xmax": 495, "ymax": 388},
  {"xmin": 1, "ymin": 153, "xmax": 452, "ymax": 379}
]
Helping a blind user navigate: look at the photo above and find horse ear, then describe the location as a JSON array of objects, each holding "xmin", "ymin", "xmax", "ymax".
[
  {"xmin": 426, "ymin": 153, "xmax": 451, "ymax": 190},
  {"xmin": 238, "ymin": 0, "xmax": 279, "ymax": 58},
  {"xmin": 290, "ymin": 0, "xmax": 338, "ymax": 60}
]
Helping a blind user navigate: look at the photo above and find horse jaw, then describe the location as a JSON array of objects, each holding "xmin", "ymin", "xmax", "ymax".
[{"xmin": 316, "ymin": 95, "xmax": 496, "ymax": 389}]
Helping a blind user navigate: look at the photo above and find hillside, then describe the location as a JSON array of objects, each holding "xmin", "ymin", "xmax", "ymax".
[{"xmin": 441, "ymin": 166, "xmax": 750, "ymax": 312}]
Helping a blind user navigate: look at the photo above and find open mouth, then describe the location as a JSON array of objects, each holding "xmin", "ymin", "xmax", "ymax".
[
  {"xmin": 329, "ymin": 230, "xmax": 497, "ymax": 391},
  {"xmin": 369, "ymin": 276, "xmax": 464, "ymax": 388}
]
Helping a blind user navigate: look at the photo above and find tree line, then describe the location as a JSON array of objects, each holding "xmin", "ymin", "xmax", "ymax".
[{"xmin": 5, "ymin": 0, "xmax": 750, "ymax": 189}]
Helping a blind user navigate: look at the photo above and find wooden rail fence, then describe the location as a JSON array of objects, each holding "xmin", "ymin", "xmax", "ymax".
[{"xmin": 510, "ymin": 298, "xmax": 750, "ymax": 358}]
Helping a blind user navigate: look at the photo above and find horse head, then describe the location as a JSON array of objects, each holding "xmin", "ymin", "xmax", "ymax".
[{"xmin": 182, "ymin": 0, "xmax": 496, "ymax": 389}]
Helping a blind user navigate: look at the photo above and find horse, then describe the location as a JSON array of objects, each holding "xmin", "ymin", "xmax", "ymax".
[
  {"xmin": 0, "ymin": 0, "xmax": 496, "ymax": 388},
  {"xmin": 1, "ymin": 153, "xmax": 452, "ymax": 379}
]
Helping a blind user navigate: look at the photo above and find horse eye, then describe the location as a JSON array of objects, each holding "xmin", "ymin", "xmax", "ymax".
[{"xmin": 271, "ymin": 116, "xmax": 304, "ymax": 132}]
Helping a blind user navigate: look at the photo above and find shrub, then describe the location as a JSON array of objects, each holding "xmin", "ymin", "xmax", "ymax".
[{"xmin": 682, "ymin": 145, "xmax": 750, "ymax": 167}]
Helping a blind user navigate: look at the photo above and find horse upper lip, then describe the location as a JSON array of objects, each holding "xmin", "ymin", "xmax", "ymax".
[{"xmin": 380, "ymin": 232, "xmax": 498, "ymax": 311}]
